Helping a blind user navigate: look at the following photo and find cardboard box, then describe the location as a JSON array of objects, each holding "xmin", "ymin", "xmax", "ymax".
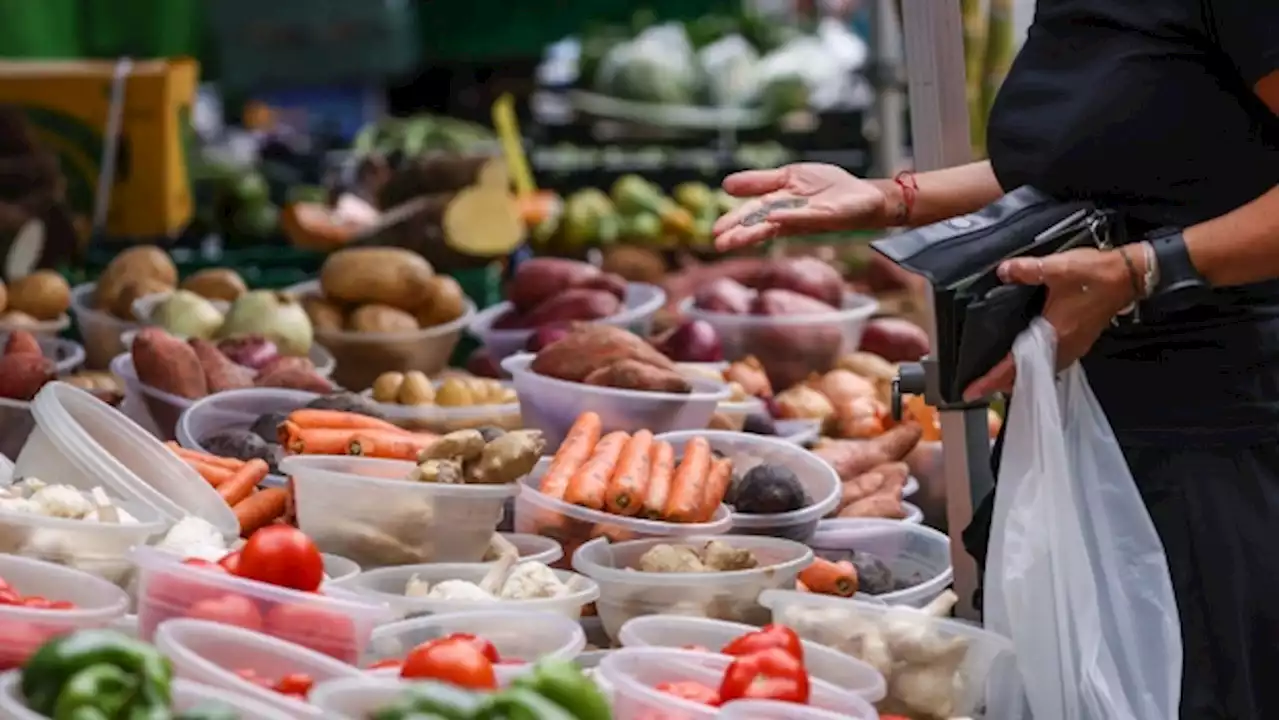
[{"xmin": 0, "ymin": 58, "xmax": 198, "ymax": 242}]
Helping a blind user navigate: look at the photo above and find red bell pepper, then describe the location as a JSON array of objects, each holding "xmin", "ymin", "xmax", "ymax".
[
  {"xmin": 718, "ymin": 648, "xmax": 810, "ymax": 704},
  {"xmin": 720, "ymin": 624, "xmax": 805, "ymax": 663},
  {"xmin": 656, "ymin": 680, "xmax": 722, "ymax": 706}
]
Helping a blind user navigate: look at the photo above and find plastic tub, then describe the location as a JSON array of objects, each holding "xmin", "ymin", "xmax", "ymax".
[
  {"xmin": 359, "ymin": 382, "xmax": 521, "ymax": 434},
  {"xmin": 308, "ymin": 676, "xmax": 415, "ymax": 719},
  {"xmin": 0, "ymin": 335, "xmax": 87, "ymax": 459},
  {"xmin": 654, "ymin": 430, "xmax": 840, "ymax": 542},
  {"xmin": 0, "ymin": 672, "xmax": 298, "ymax": 720},
  {"xmin": 902, "ymin": 501, "xmax": 924, "ymax": 524},
  {"xmin": 807, "ymin": 519, "xmax": 952, "ymax": 607},
  {"xmin": 0, "ymin": 314, "xmax": 69, "ymax": 338},
  {"xmin": 281, "ymin": 455, "xmax": 515, "ymax": 568},
  {"xmin": 332, "ymin": 562, "xmax": 599, "ymax": 620},
  {"xmin": 155, "ymin": 618, "xmax": 365, "ymax": 717},
  {"xmin": 717, "ymin": 698, "xmax": 879, "ymax": 720},
  {"xmin": 0, "ymin": 499, "xmax": 165, "ymax": 586},
  {"xmin": 176, "ymin": 387, "xmax": 320, "ymax": 487},
  {"xmin": 287, "ymin": 280, "xmax": 475, "ymax": 391},
  {"xmin": 0, "ymin": 555, "xmax": 131, "ymax": 670},
  {"xmin": 469, "ymin": 282, "xmax": 666, "ymax": 363},
  {"xmin": 903, "ymin": 475, "xmax": 919, "ymax": 498},
  {"xmin": 500, "ymin": 532, "xmax": 564, "ymax": 565},
  {"xmin": 69, "ymin": 282, "xmax": 136, "ymax": 370},
  {"xmin": 775, "ymin": 419, "xmax": 821, "ymax": 446},
  {"xmin": 502, "ymin": 353, "xmax": 732, "ymax": 447},
  {"xmin": 680, "ymin": 293, "xmax": 878, "ymax": 388},
  {"xmin": 323, "ymin": 553, "xmax": 361, "ymax": 584},
  {"xmin": 367, "ymin": 610, "xmax": 587, "ymax": 685},
  {"xmin": 598, "ymin": 647, "xmax": 866, "ymax": 720},
  {"xmin": 16, "ymin": 382, "xmax": 239, "ymax": 538},
  {"xmin": 513, "ymin": 463, "xmax": 733, "ymax": 568},
  {"xmin": 131, "ymin": 546, "xmax": 394, "ymax": 663},
  {"xmin": 572, "ymin": 534, "xmax": 813, "ymax": 642},
  {"xmin": 710, "ymin": 397, "xmax": 766, "ymax": 431},
  {"xmin": 616, "ymin": 615, "xmax": 885, "ymax": 701},
  {"xmin": 759, "ymin": 591, "xmax": 1023, "ymax": 718}
]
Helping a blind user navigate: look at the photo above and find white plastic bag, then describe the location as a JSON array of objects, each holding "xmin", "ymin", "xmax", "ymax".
[{"xmin": 985, "ymin": 319, "xmax": 1182, "ymax": 720}]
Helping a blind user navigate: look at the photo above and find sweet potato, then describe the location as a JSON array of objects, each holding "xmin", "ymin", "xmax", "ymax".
[
  {"xmin": 255, "ymin": 366, "xmax": 334, "ymax": 393},
  {"xmin": 189, "ymin": 338, "xmax": 254, "ymax": 393},
  {"xmin": 132, "ymin": 328, "xmax": 207, "ymax": 399},
  {"xmin": 532, "ymin": 324, "xmax": 675, "ymax": 383},
  {"xmin": 508, "ymin": 258, "xmax": 602, "ymax": 313},
  {"xmin": 3, "ymin": 330, "xmax": 41, "ymax": 357},
  {"xmin": 813, "ymin": 424, "xmax": 922, "ymax": 481},
  {"xmin": 754, "ymin": 257, "xmax": 845, "ymax": 306},
  {"xmin": 858, "ymin": 317, "xmax": 930, "ymax": 362},
  {"xmin": 0, "ymin": 353, "xmax": 53, "ymax": 400},
  {"xmin": 694, "ymin": 277, "xmax": 753, "ymax": 314},
  {"xmin": 517, "ymin": 289, "xmax": 623, "ymax": 328},
  {"xmin": 583, "ymin": 359, "xmax": 692, "ymax": 393},
  {"xmin": 752, "ymin": 288, "xmax": 837, "ymax": 316},
  {"xmin": 570, "ymin": 272, "xmax": 627, "ymax": 300}
]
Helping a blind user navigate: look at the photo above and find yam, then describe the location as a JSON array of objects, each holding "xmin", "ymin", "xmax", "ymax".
[
  {"xmin": 583, "ymin": 359, "xmax": 692, "ymax": 394},
  {"xmin": 319, "ymin": 247, "xmax": 435, "ymax": 311},
  {"xmin": 694, "ymin": 277, "xmax": 753, "ymax": 314},
  {"xmin": 754, "ymin": 257, "xmax": 845, "ymax": 306},
  {"xmin": 516, "ymin": 289, "xmax": 622, "ymax": 328},
  {"xmin": 532, "ymin": 324, "xmax": 675, "ymax": 383},
  {"xmin": 508, "ymin": 258, "xmax": 602, "ymax": 313},
  {"xmin": 858, "ymin": 317, "xmax": 930, "ymax": 362},
  {"xmin": 131, "ymin": 328, "xmax": 207, "ymax": 399}
]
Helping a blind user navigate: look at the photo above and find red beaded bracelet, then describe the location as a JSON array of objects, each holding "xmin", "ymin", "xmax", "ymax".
[{"xmin": 892, "ymin": 170, "xmax": 919, "ymax": 226}]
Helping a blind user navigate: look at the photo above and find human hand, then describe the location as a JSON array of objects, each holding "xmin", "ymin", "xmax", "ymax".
[
  {"xmin": 712, "ymin": 163, "xmax": 893, "ymax": 251},
  {"xmin": 962, "ymin": 246, "xmax": 1144, "ymax": 400}
]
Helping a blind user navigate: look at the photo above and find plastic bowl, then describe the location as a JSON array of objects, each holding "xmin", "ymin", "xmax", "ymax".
[
  {"xmin": 132, "ymin": 546, "xmax": 393, "ymax": 663},
  {"xmin": 109, "ymin": 352, "xmax": 193, "ymax": 442},
  {"xmin": 0, "ymin": 497, "xmax": 165, "ymax": 586},
  {"xmin": 499, "ymin": 532, "xmax": 564, "ymax": 565},
  {"xmin": 709, "ymin": 397, "xmax": 766, "ymax": 431},
  {"xmin": 571, "ymin": 534, "xmax": 813, "ymax": 642},
  {"xmin": 680, "ymin": 293, "xmax": 878, "ymax": 388},
  {"xmin": 323, "ymin": 553, "xmax": 361, "ymax": 584},
  {"xmin": 0, "ymin": 555, "xmax": 131, "ymax": 670},
  {"xmin": 16, "ymin": 382, "xmax": 238, "ymax": 538},
  {"xmin": 359, "ymin": 382, "xmax": 521, "ymax": 434},
  {"xmin": 281, "ymin": 455, "xmax": 515, "ymax": 568},
  {"xmin": 902, "ymin": 501, "xmax": 924, "ymax": 524},
  {"xmin": 287, "ymin": 280, "xmax": 475, "ymax": 391},
  {"xmin": 155, "ymin": 618, "xmax": 365, "ymax": 717},
  {"xmin": 367, "ymin": 610, "xmax": 586, "ymax": 685},
  {"xmin": 775, "ymin": 419, "xmax": 822, "ymax": 446},
  {"xmin": 808, "ymin": 519, "xmax": 952, "ymax": 607},
  {"xmin": 759, "ymin": 591, "xmax": 1023, "ymax": 718},
  {"xmin": 469, "ymin": 282, "xmax": 666, "ymax": 363},
  {"xmin": 502, "ymin": 353, "xmax": 732, "ymax": 447},
  {"xmin": 598, "ymin": 647, "xmax": 866, "ymax": 720},
  {"xmin": 69, "ymin": 282, "xmax": 136, "ymax": 370},
  {"xmin": 654, "ymin": 430, "xmax": 840, "ymax": 542},
  {"xmin": 616, "ymin": 615, "xmax": 885, "ymax": 701},
  {"xmin": 0, "ymin": 672, "xmax": 298, "ymax": 720},
  {"xmin": 308, "ymin": 676, "xmax": 420, "ymax": 719},
  {"xmin": 332, "ymin": 562, "xmax": 599, "ymax": 620},
  {"xmin": 0, "ymin": 314, "xmax": 70, "ymax": 338},
  {"xmin": 717, "ymin": 698, "xmax": 880, "ymax": 720},
  {"xmin": 176, "ymin": 387, "xmax": 320, "ymax": 487},
  {"xmin": 0, "ymin": 335, "xmax": 87, "ymax": 459},
  {"xmin": 513, "ymin": 463, "xmax": 733, "ymax": 568}
]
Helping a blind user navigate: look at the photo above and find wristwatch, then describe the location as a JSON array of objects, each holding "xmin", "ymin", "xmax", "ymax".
[{"xmin": 1147, "ymin": 230, "xmax": 1208, "ymax": 312}]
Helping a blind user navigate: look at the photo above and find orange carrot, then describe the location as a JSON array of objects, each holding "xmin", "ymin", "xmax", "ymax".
[
  {"xmin": 167, "ymin": 442, "xmax": 245, "ymax": 471},
  {"xmin": 698, "ymin": 457, "xmax": 734, "ymax": 522},
  {"xmin": 217, "ymin": 459, "xmax": 270, "ymax": 506},
  {"xmin": 604, "ymin": 430, "xmax": 653, "ymax": 516},
  {"xmin": 286, "ymin": 408, "xmax": 408, "ymax": 433},
  {"xmin": 185, "ymin": 459, "xmax": 235, "ymax": 487},
  {"xmin": 798, "ymin": 558, "xmax": 859, "ymax": 597},
  {"xmin": 233, "ymin": 487, "xmax": 289, "ymax": 537},
  {"xmin": 663, "ymin": 438, "xmax": 711, "ymax": 523},
  {"xmin": 563, "ymin": 431, "xmax": 628, "ymax": 510},
  {"xmin": 279, "ymin": 423, "xmax": 432, "ymax": 456},
  {"xmin": 349, "ymin": 431, "xmax": 438, "ymax": 461},
  {"xmin": 540, "ymin": 412, "xmax": 602, "ymax": 500},
  {"xmin": 641, "ymin": 441, "xmax": 675, "ymax": 519}
]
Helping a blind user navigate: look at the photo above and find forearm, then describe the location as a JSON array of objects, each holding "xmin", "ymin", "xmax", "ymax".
[
  {"xmin": 1184, "ymin": 185, "xmax": 1279, "ymax": 287},
  {"xmin": 870, "ymin": 161, "xmax": 1005, "ymax": 228}
]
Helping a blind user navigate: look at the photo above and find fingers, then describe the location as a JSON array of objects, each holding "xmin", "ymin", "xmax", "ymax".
[
  {"xmin": 714, "ymin": 221, "xmax": 780, "ymax": 251},
  {"xmin": 997, "ymin": 257, "xmax": 1049, "ymax": 286},
  {"xmin": 998, "ymin": 249, "xmax": 1096, "ymax": 286},
  {"xmin": 721, "ymin": 168, "xmax": 788, "ymax": 198},
  {"xmin": 712, "ymin": 189, "xmax": 800, "ymax": 238},
  {"xmin": 963, "ymin": 354, "xmax": 1016, "ymax": 401}
]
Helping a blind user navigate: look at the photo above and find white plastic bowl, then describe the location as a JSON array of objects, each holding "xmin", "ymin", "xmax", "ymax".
[
  {"xmin": 358, "ymin": 381, "xmax": 521, "ymax": 434},
  {"xmin": 176, "ymin": 387, "xmax": 319, "ymax": 487},
  {"xmin": 69, "ymin": 282, "xmax": 136, "ymax": 370},
  {"xmin": 323, "ymin": 553, "xmax": 361, "ymax": 584},
  {"xmin": 308, "ymin": 676, "xmax": 418, "ymax": 719},
  {"xmin": 616, "ymin": 615, "xmax": 885, "ymax": 701},
  {"xmin": 499, "ymin": 532, "xmax": 564, "ymax": 565},
  {"xmin": 368, "ymin": 610, "xmax": 587, "ymax": 685},
  {"xmin": 598, "ymin": 647, "xmax": 867, "ymax": 720},
  {"xmin": 572, "ymin": 535, "xmax": 813, "ymax": 642},
  {"xmin": 131, "ymin": 546, "xmax": 394, "ymax": 663},
  {"xmin": 0, "ymin": 335, "xmax": 87, "ymax": 459},
  {"xmin": 775, "ymin": 419, "xmax": 821, "ymax": 446},
  {"xmin": 469, "ymin": 282, "xmax": 666, "ymax": 363},
  {"xmin": 902, "ymin": 501, "xmax": 924, "ymax": 524},
  {"xmin": 0, "ymin": 498, "xmax": 164, "ymax": 587},
  {"xmin": 502, "ymin": 353, "xmax": 731, "ymax": 447},
  {"xmin": 718, "ymin": 698, "xmax": 879, "ymax": 720},
  {"xmin": 0, "ymin": 672, "xmax": 297, "ymax": 720},
  {"xmin": 0, "ymin": 555, "xmax": 131, "ymax": 670},
  {"xmin": 654, "ymin": 430, "xmax": 839, "ymax": 542},
  {"xmin": 681, "ymin": 293, "xmax": 878, "ymax": 388},
  {"xmin": 16, "ymin": 381, "xmax": 238, "ymax": 538},
  {"xmin": 0, "ymin": 314, "xmax": 69, "ymax": 337},
  {"xmin": 759, "ymin": 591, "xmax": 1024, "ymax": 718},
  {"xmin": 155, "ymin": 618, "xmax": 365, "ymax": 717},
  {"xmin": 281, "ymin": 455, "xmax": 515, "ymax": 568},
  {"xmin": 808, "ymin": 518, "xmax": 952, "ymax": 607},
  {"xmin": 332, "ymin": 562, "xmax": 599, "ymax": 620}
]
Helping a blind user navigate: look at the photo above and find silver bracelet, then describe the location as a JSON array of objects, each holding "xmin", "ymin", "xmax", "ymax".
[{"xmin": 1140, "ymin": 241, "xmax": 1159, "ymax": 298}]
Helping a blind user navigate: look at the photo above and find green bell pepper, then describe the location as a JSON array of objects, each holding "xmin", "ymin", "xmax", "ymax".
[
  {"xmin": 512, "ymin": 660, "xmax": 611, "ymax": 720},
  {"xmin": 22, "ymin": 630, "xmax": 173, "ymax": 719},
  {"xmin": 479, "ymin": 688, "xmax": 579, "ymax": 720}
]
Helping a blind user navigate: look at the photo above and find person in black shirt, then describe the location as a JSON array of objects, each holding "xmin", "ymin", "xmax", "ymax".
[{"xmin": 710, "ymin": 1, "xmax": 1277, "ymax": 716}]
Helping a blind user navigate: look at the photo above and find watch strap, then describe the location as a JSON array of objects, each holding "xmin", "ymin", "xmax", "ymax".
[{"xmin": 1149, "ymin": 231, "xmax": 1206, "ymax": 296}]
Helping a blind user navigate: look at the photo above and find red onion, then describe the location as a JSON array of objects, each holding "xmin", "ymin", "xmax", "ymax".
[
  {"xmin": 651, "ymin": 320, "xmax": 724, "ymax": 363},
  {"xmin": 216, "ymin": 335, "xmax": 280, "ymax": 370}
]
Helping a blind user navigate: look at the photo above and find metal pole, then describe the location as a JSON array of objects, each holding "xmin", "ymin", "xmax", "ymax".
[{"xmin": 868, "ymin": 0, "xmax": 906, "ymax": 178}]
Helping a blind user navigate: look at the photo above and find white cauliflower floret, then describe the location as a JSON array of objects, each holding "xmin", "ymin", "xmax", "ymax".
[
  {"xmin": 421, "ymin": 579, "xmax": 497, "ymax": 602},
  {"xmin": 155, "ymin": 516, "xmax": 228, "ymax": 559},
  {"xmin": 498, "ymin": 562, "xmax": 567, "ymax": 600},
  {"xmin": 30, "ymin": 485, "xmax": 94, "ymax": 519},
  {"xmin": 0, "ymin": 497, "xmax": 44, "ymax": 515}
]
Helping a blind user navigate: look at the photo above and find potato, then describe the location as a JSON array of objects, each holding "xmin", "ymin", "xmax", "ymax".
[
  {"xmin": 755, "ymin": 257, "xmax": 845, "ymax": 306},
  {"xmin": 7, "ymin": 270, "xmax": 70, "ymax": 320},
  {"xmin": 694, "ymin": 277, "xmax": 753, "ymax": 314},
  {"xmin": 583, "ymin": 359, "xmax": 692, "ymax": 393},
  {"xmin": 508, "ymin": 258, "xmax": 602, "ymax": 313},
  {"xmin": 181, "ymin": 268, "xmax": 247, "ymax": 302},
  {"xmin": 858, "ymin": 318, "xmax": 930, "ymax": 363},
  {"xmin": 347, "ymin": 304, "xmax": 419, "ymax": 334},
  {"xmin": 752, "ymin": 288, "xmax": 837, "ymax": 316},
  {"xmin": 371, "ymin": 372, "xmax": 404, "ymax": 402},
  {"xmin": 0, "ymin": 310, "xmax": 39, "ymax": 328},
  {"xmin": 108, "ymin": 277, "xmax": 172, "ymax": 320},
  {"xmin": 531, "ymin": 324, "xmax": 674, "ymax": 383},
  {"xmin": 95, "ymin": 245, "xmax": 177, "ymax": 312},
  {"xmin": 517, "ymin": 289, "xmax": 622, "ymax": 328},
  {"xmin": 320, "ymin": 247, "xmax": 434, "ymax": 311},
  {"xmin": 397, "ymin": 371, "xmax": 435, "ymax": 405},
  {"xmin": 302, "ymin": 295, "xmax": 345, "ymax": 333},
  {"xmin": 416, "ymin": 275, "xmax": 466, "ymax": 328},
  {"xmin": 434, "ymin": 377, "xmax": 473, "ymax": 406}
]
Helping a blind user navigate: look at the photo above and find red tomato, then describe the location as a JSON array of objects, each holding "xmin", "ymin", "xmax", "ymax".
[
  {"xmin": 0, "ymin": 588, "xmax": 22, "ymax": 605},
  {"xmin": 655, "ymin": 681, "xmax": 722, "ymax": 706},
  {"xmin": 20, "ymin": 597, "xmax": 53, "ymax": 609},
  {"xmin": 400, "ymin": 638, "xmax": 497, "ymax": 690},
  {"xmin": 237, "ymin": 526, "xmax": 323, "ymax": 592},
  {"xmin": 720, "ymin": 624, "xmax": 805, "ymax": 663},
  {"xmin": 368, "ymin": 659, "xmax": 403, "ymax": 670},
  {"xmin": 0, "ymin": 620, "xmax": 53, "ymax": 671},
  {"xmin": 185, "ymin": 593, "xmax": 264, "ymax": 632},
  {"xmin": 218, "ymin": 551, "xmax": 243, "ymax": 575},
  {"xmin": 47, "ymin": 601, "xmax": 76, "ymax": 610},
  {"xmin": 264, "ymin": 602, "xmax": 357, "ymax": 662},
  {"xmin": 442, "ymin": 633, "xmax": 500, "ymax": 663},
  {"xmin": 274, "ymin": 673, "xmax": 315, "ymax": 696},
  {"xmin": 147, "ymin": 557, "xmax": 231, "ymax": 613}
]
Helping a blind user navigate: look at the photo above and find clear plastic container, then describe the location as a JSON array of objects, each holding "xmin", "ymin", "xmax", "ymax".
[
  {"xmin": 308, "ymin": 676, "xmax": 414, "ymax": 719},
  {"xmin": 332, "ymin": 562, "xmax": 599, "ymax": 620},
  {"xmin": 680, "ymin": 294, "xmax": 878, "ymax": 388},
  {"xmin": 902, "ymin": 501, "xmax": 923, "ymax": 524},
  {"xmin": 155, "ymin": 618, "xmax": 365, "ymax": 717},
  {"xmin": 0, "ymin": 314, "xmax": 69, "ymax": 338},
  {"xmin": 175, "ymin": 387, "xmax": 320, "ymax": 487},
  {"xmin": 717, "ymin": 698, "xmax": 879, "ymax": 720},
  {"xmin": 808, "ymin": 518, "xmax": 952, "ymax": 608},
  {"xmin": 759, "ymin": 591, "xmax": 1023, "ymax": 718},
  {"xmin": 571, "ymin": 535, "xmax": 813, "ymax": 642},
  {"xmin": 500, "ymin": 532, "xmax": 564, "ymax": 566},
  {"xmin": 131, "ymin": 546, "xmax": 394, "ymax": 663},
  {"xmin": 903, "ymin": 475, "xmax": 919, "ymax": 498},
  {"xmin": 287, "ymin": 280, "xmax": 475, "ymax": 391},
  {"xmin": 710, "ymin": 397, "xmax": 766, "ymax": 431},
  {"xmin": 0, "ymin": 555, "xmax": 131, "ymax": 670},
  {"xmin": 0, "ymin": 336, "xmax": 87, "ymax": 459},
  {"xmin": 469, "ymin": 282, "xmax": 666, "ymax": 363},
  {"xmin": 17, "ymin": 381, "xmax": 239, "ymax": 538},
  {"xmin": 322, "ymin": 553, "xmax": 361, "ymax": 584},
  {"xmin": 367, "ymin": 609, "xmax": 586, "ymax": 685},
  {"xmin": 359, "ymin": 382, "xmax": 521, "ymax": 434},
  {"xmin": 69, "ymin": 282, "xmax": 136, "ymax": 370},
  {"xmin": 775, "ymin": 419, "xmax": 821, "ymax": 446},
  {"xmin": 0, "ymin": 498, "xmax": 165, "ymax": 586},
  {"xmin": 598, "ymin": 647, "xmax": 866, "ymax": 720},
  {"xmin": 502, "ymin": 353, "xmax": 732, "ymax": 447},
  {"xmin": 281, "ymin": 455, "xmax": 515, "ymax": 568},
  {"xmin": 653, "ymin": 430, "xmax": 840, "ymax": 542},
  {"xmin": 616, "ymin": 615, "xmax": 885, "ymax": 701},
  {"xmin": 513, "ymin": 464, "xmax": 733, "ymax": 569},
  {"xmin": 0, "ymin": 672, "xmax": 298, "ymax": 720}
]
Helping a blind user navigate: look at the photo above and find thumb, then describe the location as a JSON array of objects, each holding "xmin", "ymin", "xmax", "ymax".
[
  {"xmin": 722, "ymin": 168, "xmax": 788, "ymax": 197},
  {"xmin": 997, "ymin": 257, "xmax": 1049, "ymax": 286}
]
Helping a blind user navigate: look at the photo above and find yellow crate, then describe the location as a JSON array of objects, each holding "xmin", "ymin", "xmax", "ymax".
[{"xmin": 0, "ymin": 58, "xmax": 198, "ymax": 242}]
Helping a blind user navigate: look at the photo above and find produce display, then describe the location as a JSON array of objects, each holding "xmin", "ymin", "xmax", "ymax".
[
  {"xmin": 145, "ymin": 286, "xmax": 314, "ymax": 358},
  {"xmin": 409, "ymin": 428, "xmax": 544, "ymax": 486},
  {"xmin": 0, "ymin": 477, "xmax": 141, "ymax": 525},
  {"xmin": 634, "ymin": 540, "xmax": 759, "ymax": 573},
  {"xmin": 0, "ymin": 331, "xmax": 121, "ymax": 404},
  {"xmin": 278, "ymin": 409, "xmax": 440, "ymax": 462},
  {"xmin": 166, "ymin": 446, "xmax": 285, "ymax": 537},
  {"xmin": 532, "ymin": 325, "xmax": 693, "ymax": 394},
  {"xmin": 130, "ymin": 328, "xmax": 333, "ymax": 400},
  {"xmin": 0, "ymin": 270, "xmax": 72, "ymax": 328},
  {"xmin": 403, "ymin": 557, "xmax": 573, "ymax": 604},
  {"xmin": 372, "ymin": 371, "xmax": 516, "ymax": 407},
  {"xmin": 652, "ymin": 624, "xmax": 814, "ymax": 707},
  {"xmin": 370, "ymin": 660, "xmax": 609, "ymax": 719}
]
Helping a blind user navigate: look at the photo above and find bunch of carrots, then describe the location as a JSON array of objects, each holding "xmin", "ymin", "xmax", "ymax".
[
  {"xmin": 797, "ymin": 557, "xmax": 859, "ymax": 597},
  {"xmin": 166, "ymin": 443, "xmax": 285, "ymax": 537},
  {"xmin": 538, "ymin": 412, "xmax": 732, "ymax": 523},
  {"xmin": 276, "ymin": 409, "xmax": 439, "ymax": 461}
]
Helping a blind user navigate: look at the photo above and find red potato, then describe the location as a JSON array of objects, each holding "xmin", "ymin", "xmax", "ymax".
[
  {"xmin": 516, "ymin": 289, "xmax": 622, "ymax": 328},
  {"xmin": 508, "ymin": 258, "xmax": 602, "ymax": 313},
  {"xmin": 693, "ymin": 277, "xmax": 754, "ymax": 315},
  {"xmin": 754, "ymin": 257, "xmax": 845, "ymax": 306},
  {"xmin": 751, "ymin": 288, "xmax": 837, "ymax": 316},
  {"xmin": 858, "ymin": 317, "xmax": 930, "ymax": 362}
]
